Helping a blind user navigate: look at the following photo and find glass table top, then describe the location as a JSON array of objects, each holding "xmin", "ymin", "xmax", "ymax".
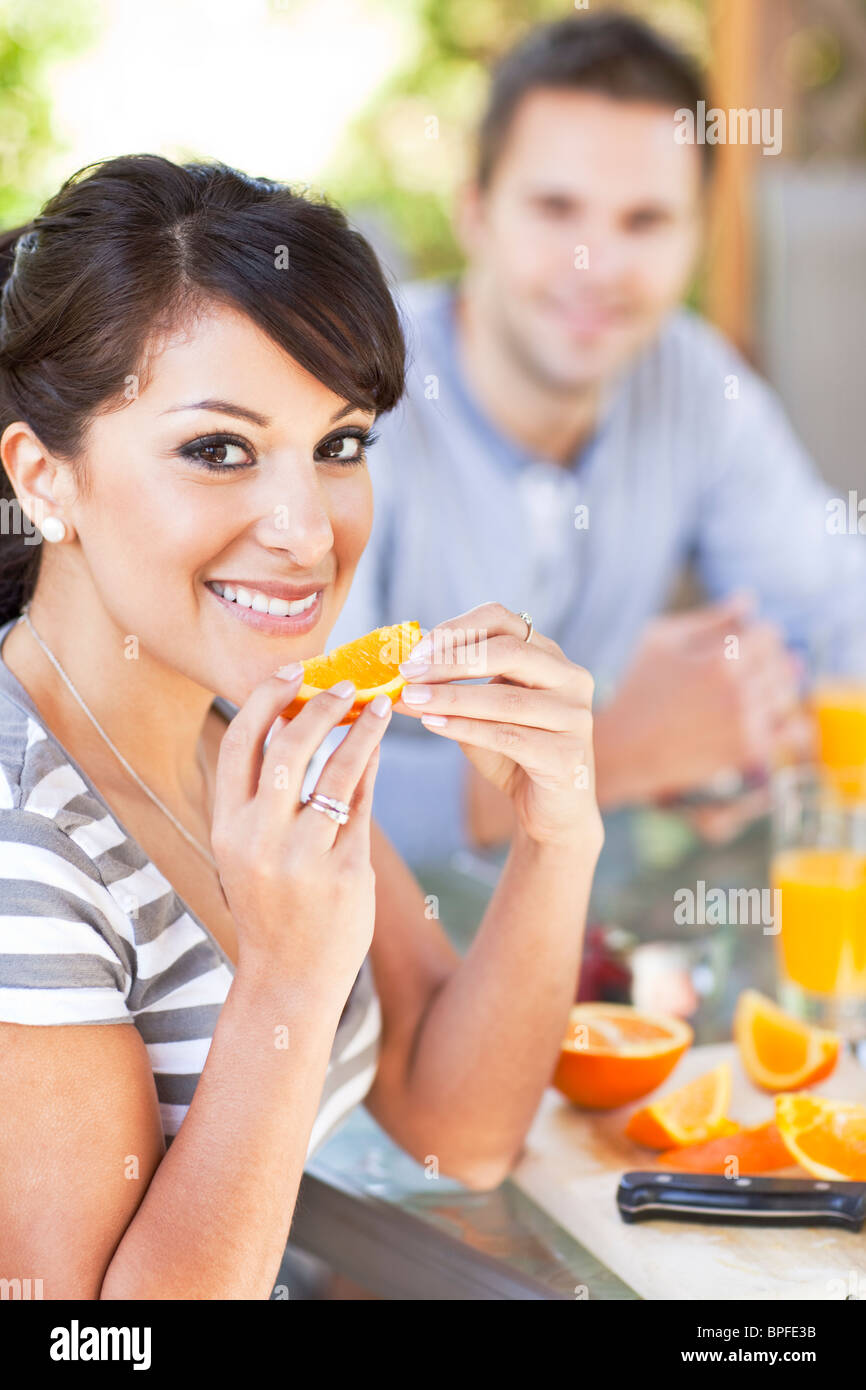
[{"xmin": 299, "ymin": 806, "xmax": 795, "ymax": 1299}]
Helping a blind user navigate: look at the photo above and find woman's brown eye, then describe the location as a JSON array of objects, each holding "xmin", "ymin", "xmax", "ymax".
[
  {"xmin": 178, "ymin": 435, "xmax": 253, "ymax": 471},
  {"xmin": 201, "ymin": 442, "xmax": 246, "ymax": 466},
  {"xmin": 320, "ymin": 435, "xmax": 361, "ymax": 461}
]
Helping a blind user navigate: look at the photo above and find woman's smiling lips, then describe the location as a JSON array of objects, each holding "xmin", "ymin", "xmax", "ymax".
[{"xmin": 204, "ymin": 578, "xmax": 324, "ymax": 634}]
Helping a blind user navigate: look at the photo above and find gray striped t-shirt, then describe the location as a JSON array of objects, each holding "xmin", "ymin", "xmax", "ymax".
[{"xmin": 0, "ymin": 614, "xmax": 381, "ymax": 1159}]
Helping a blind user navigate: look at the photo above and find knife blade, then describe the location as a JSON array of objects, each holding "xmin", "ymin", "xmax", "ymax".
[{"xmin": 617, "ymin": 1171, "xmax": 866, "ymax": 1230}]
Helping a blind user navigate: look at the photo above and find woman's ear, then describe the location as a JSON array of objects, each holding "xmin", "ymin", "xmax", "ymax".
[{"xmin": 0, "ymin": 420, "xmax": 77, "ymax": 540}]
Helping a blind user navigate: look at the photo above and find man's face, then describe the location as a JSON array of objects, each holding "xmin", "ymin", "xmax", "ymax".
[{"xmin": 460, "ymin": 88, "xmax": 704, "ymax": 390}]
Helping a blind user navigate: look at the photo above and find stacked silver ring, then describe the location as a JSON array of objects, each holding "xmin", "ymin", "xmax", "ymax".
[{"xmin": 303, "ymin": 792, "xmax": 351, "ymax": 825}]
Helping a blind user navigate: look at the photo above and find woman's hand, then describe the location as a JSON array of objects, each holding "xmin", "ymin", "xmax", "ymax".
[
  {"xmin": 394, "ymin": 602, "xmax": 602, "ymax": 852},
  {"xmin": 209, "ymin": 669, "xmax": 391, "ymax": 1000}
]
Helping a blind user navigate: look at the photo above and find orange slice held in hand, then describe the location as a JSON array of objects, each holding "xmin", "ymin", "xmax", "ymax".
[
  {"xmin": 281, "ymin": 621, "xmax": 423, "ymax": 726},
  {"xmin": 656, "ymin": 1121, "xmax": 792, "ymax": 1175},
  {"xmin": 775, "ymin": 1094, "xmax": 866, "ymax": 1182},
  {"xmin": 553, "ymin": 1003, "xmax": 693, "ymax": 1110},
  {"xmin": 625, "ymin": 1062, "xmax": 736, "ymax": 1149},
  {"xmin": 733, "ymin": 989, "xmax": 840, "ymax": 1092}
]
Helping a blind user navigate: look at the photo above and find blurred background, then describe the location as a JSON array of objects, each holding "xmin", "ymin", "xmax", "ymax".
[{"xmin": 0, "ymin": 0, "xmax": 863, "ymax": 491}]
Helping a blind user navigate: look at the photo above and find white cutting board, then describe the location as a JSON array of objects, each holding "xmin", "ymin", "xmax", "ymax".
[{"xmin": 512, "ymin": 1042, "xmax": 866, "ymax": 1300}]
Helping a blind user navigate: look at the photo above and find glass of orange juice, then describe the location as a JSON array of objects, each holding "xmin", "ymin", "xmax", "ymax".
[
  {"xmin": 806, "ymin": 626, "xmax": 866, "ymax": 798},
  {"xmin": 811, "ymin": 679, "xmax": 866, "ymax": 800},
  {"xmin": 771, "ymin": 764, "xmax": 866, "ymax": 1038}
]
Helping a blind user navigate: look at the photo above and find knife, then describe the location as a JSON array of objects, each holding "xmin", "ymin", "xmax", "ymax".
[{"xmin": 617, "ymin": 1171, "xmax": 866, "ymax": 1231}]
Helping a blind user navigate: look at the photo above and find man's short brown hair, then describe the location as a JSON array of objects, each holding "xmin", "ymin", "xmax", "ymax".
[{"xmin": 477, "ymin": 12, "xmax": 712, "ymax": 187}]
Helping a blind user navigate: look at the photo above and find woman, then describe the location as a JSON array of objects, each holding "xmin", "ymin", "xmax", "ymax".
[{"xmin": 0, "ymin": 154, "xmax": 602, "ymax": 1300}]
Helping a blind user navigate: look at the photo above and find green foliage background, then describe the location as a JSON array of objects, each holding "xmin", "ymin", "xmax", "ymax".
[
  {"xmin": 0, "ymin": 0, "xmax": 97, "ymax": 229},
  {"xmin": 0, "ymin": 0, "xmax": 857, "ymax": 276}
]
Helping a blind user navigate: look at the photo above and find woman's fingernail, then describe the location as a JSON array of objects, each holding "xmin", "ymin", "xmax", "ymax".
[
  {"xmin": 399, "ymin": 659, "xmax": 430, "ymax": 678},
  {"xmin": 331, "ymin": 679, "xmax": 356, "ymax": 698},
  {"xmin": 401, "ymin": 684, "xmax": 432, "ymax": 705},
  {"xmin": 274, "ymin": 662, "xmax": 304, "ymax": 680},
  {"xmin": 421, "ymin": 714, "xmax": 448, "ymax": 728},
  {"xmin": 369, "ymin": 694, "xmax": 393, "ymax": 718},
  {"xmin": 411, "ymin": 635, "xmax": 433, "ymax": 663}
]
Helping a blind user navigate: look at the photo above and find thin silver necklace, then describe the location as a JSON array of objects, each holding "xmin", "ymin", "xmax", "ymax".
[{"xmin": 18, "ymin": 605, "xmax": 218, "ymax": 869}]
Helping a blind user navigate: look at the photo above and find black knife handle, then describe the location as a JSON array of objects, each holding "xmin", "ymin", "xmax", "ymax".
[{"xmin": 617, "ymin": 1171, "xmax": 866, "ymax": 1230}]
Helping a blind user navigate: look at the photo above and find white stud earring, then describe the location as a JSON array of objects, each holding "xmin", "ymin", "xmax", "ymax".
[{"xmin": 40, "ymin": 516, "xmax": 67, "ymax": 543}]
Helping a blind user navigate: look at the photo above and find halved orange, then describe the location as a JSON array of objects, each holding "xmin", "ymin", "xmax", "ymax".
[
  {"xmin": 733, "ymin": 989, "xmax": 840, "ymax": 1092},
  {"xmin": 656, "ymin": 1120, "xmax": 792, "ymax": 1174},
  {"xmin": 281, "ymin": 621, "xmax": 422, "ymax": 726},
  {"xmin": 553, "ymin": 1003, "xmax": 693, "ymax": 1110},
  {"xmin": 625, "ymin": 1062, "xmax": 735, "ymax": 1149},
  {"xmin": 775, "ymin": 1094, "xmax": 866, "ymax": 1181}
]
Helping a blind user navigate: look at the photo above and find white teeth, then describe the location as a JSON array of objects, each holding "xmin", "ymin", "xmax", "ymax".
[
  {"xmin": 287, "ymin": 594, "xmax": 317, "ymax": 615},
  {"xmin": 210, "ymin": 582, "xmax": 318, "ymax": 617}
]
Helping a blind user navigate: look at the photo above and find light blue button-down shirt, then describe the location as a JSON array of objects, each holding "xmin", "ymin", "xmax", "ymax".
[{"xmin": 329, "ymin": 279, "xmax": 866, "ymax": 866}]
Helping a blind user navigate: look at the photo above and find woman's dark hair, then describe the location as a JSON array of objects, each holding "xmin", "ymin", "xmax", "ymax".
[
  {"xmin": 0, "ymin": 153, "xmax": 406, "ymax": 626},
  {"xmin": 477, "ymin": 12, "xmax": 712, "ymax": 188}
]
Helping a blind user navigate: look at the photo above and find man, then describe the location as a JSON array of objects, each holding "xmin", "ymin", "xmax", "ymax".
[{"xmin": 331, "ymin": 13, "xmax": 866, "ymax": 866}]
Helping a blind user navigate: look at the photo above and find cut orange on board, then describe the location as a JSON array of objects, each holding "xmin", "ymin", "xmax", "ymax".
[
  {"xmin": 625, "ymin": 1062, "xmax": 735, "ymax": 1149},
  {"xmin": 656, "ymin": 1121, "xmax": 792, "ymax": 1174},
  {"xmin": 281, "ymin": 621, "xmax": 422, "ymax": 726},
  {"xmin": 775, "ymin": 1094, "xmax": 866, "ymax": 1181},
  {"xmin": 553, "ymin": 1004, "xmax": 693, "ymax": 1110},
  {"xmin": 733, "ymin": 989, "xmax": 840, "ymax": 1092}
]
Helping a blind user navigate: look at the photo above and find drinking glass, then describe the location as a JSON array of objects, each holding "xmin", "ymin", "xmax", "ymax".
[
  {"xmin": 806, "ymin": 627, "xmax": 866, "ymax": 800},
  {"xmin": 771, "ymin": 763, "xmax": 866, "ymax": 1038},
  {"xmin": 811, "ymin": 680, "xmax": 866, "ymax": 799}
]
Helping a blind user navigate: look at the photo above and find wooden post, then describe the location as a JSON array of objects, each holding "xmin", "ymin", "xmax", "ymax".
[{"xmin": 704, "ymin": 0, "xmax": 759, "ymax": 359}]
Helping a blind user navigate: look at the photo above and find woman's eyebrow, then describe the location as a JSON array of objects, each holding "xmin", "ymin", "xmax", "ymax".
[
  {"xmin": 160, "ymin": 398, "xmax": 271, "ymax": 427},
  {"xmin": 331, "ymin": 401, "xmax": 369, "ymax": 422},
  {"xmin": 159, "ymin": 399, "xmax": 366, "ymax": 426}
]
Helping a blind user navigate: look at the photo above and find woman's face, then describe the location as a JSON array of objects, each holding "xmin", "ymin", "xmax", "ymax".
[{"xmin": 60, "ymin": 302, "xmax": 376, "ymax": 704}]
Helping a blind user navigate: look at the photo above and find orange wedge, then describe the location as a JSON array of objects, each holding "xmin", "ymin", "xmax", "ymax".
[
  {"xmin": 775, "ymin": 1094, "xmax": 866, "ymax": 1181},
  {"xmin": 553, "ymin": 1004, "xmax": 693, "ymax": 1110},
  {"xmin": 625, "ymin": 1062, "xmax": 735, "ymax": 1149},
  {"xmin": 733, "ymin": 989, "xmax": 840, "ymax": 1092},
  {"xmin": 656, "ymin": 1120, "xmax": 792, "ymax": 1174},
  {"xmin": 281, "ymin": 621, "xmax": 422, "ymax": 726}
]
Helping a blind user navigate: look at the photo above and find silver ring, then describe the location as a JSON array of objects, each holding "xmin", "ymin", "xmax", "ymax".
[
  {"xmin": 303, "ymin": 792, "xmax": 350, "ymax": 826},
  {"xmin": 517, "ymin": 610, "xmax": 533, "ymax": 643},
  {"xmin": 311, "ymin": 792, "xmax": 351, "ymax": 817}
]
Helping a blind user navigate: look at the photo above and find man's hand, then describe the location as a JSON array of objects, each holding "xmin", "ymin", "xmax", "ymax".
[{"xmin": 593, "ymin": 594, "xmax": 811, "ymax": 810}]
